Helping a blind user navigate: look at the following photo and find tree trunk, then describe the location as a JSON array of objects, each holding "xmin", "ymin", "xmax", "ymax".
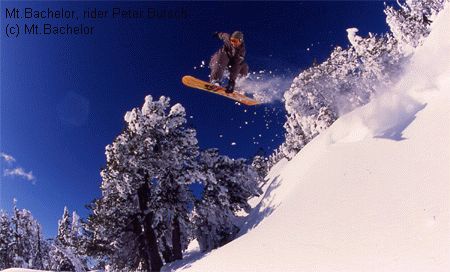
[
  {"xmin": 131, "ymin": 217, "xmax": 150, "ymax": 271},
  {"xmin": 35, "ymin": 228, "xmax": 44, "ymax": 269},
  {"xmin": 143, "ymin": 212, "xmax": 164, "ymax": 272},
  {"xmin": 13, "ymin": 212, "xmax": 23, "ymax": 267},
  {"xmin": 137, "ymin": 183, "xmax": 163, "ymax": 272},
  {"xmin": 172, "ymin": 215, "xmax": 183, "ymax": 260},
  {"xmin": 161, "ymin": 235, "xmax": 174, "ymax": 263}
]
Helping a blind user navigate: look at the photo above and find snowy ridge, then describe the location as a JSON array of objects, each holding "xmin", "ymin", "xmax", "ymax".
[{"xmin": 176, "ymin": 4, "xmax": 450, "ymax": 272}]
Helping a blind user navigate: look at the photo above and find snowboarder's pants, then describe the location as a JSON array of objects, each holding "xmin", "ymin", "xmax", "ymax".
[{"xmin": 209, "ymin": 50, "xmax": 249, "ymax": 82}]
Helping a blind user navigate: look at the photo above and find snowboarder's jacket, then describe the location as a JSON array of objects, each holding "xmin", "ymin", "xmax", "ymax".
[{"xmin": 216, "ymin": 32, "xmax": 246, "ymax": 65}]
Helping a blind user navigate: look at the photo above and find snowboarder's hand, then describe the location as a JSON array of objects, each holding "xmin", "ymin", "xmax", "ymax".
[{"xmin": 212, "ymin": 31, "xmax": 220, "ymax": 39}]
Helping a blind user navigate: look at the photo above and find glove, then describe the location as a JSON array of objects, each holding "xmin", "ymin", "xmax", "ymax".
[{"xmin": 212, "ymin": 31, "xmax": 220, "ymax": 39}]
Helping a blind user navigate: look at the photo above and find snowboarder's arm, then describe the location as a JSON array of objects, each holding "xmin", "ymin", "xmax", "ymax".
[
  {"xmin": 214, "ymin": 32, "xmax": 232, "ymax": 46},
  {"xmin": 217, "ymin": 32, "xmax": 230, "ymax": 41},
  {"xmin": 237, "ymin": 46, "xmax": 246, "ymax": 64}
]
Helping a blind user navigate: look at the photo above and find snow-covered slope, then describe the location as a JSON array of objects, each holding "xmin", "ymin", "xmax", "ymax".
[{"xmin": 175, "ymin": 5, "xmax": 450, "ymax": 272}]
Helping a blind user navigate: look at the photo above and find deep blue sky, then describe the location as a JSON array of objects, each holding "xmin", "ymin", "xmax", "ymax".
[{"xmin": 1, "ymin": 1, "xmax": 389, "ymax": 237}]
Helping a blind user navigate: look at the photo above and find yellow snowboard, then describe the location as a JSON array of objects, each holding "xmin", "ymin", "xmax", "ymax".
[{"xmin": 182, "ymin": 75, "xmax": 260, "ymax": 106}]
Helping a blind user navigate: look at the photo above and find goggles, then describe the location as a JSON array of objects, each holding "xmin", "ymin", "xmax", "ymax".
[{"xmin": 230, "ymin": 38, "xmax": 241, "ymax": 44}]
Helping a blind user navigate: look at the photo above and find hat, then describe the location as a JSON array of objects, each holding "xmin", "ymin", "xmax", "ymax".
[{"xmin": 231, "ymin": 31, "xmax": 244, "ymax": 41}]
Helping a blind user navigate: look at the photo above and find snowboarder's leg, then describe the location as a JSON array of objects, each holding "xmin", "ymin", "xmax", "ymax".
[
  {"xmin": 229, "ymin": 62, "xmax": 249, "ymax": 82},
  {"xmin": 226, "ymin": 62, "xmax": 248, "ymax": 93},
  {"xmin": 209, "ymin": 50, "xmax": 229, "ymax": 83},
  {"xmin": 238, "ymin": 62, "xmax": 249, "ymax": 78},
  {"xmin": 228, "ymin": 62, "xmax": 240, "ymax": 83}
]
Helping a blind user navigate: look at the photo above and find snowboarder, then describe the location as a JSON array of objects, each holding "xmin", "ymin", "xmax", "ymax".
[{"xmin": 209, "ymin": 31, "xmax": 249, "ymax": 93}]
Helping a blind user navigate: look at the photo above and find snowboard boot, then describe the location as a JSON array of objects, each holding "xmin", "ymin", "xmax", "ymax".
[
  {"xmin": 210, "ymin": 79, "xmax": 221, "ymax": 86},
  {"xmin": 226, "ymin": 80, "xmax": 235, "ymax": 93}
]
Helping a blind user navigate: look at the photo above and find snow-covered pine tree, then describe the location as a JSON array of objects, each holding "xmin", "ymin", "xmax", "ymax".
[
  {"xmin": 282, "ymin": 60, "xmax": 338, "ymax": 159},
  {"xmin": 347, "ymin": 29, "xmax": 404, "ymax": 95},
  {"xmin": 50, "ymin": 206, "xmax": 73, "ymax": 271},
  {"xmin": 86, "ymin": 95, "xmax": 200, "ymax": 271},
  {"xmin": 267, "ymin": 144, "xmax": 287, "ymax": 169},
  {"xmin": 251, "ymin": 154, "xmax": 269, "ymax": 185},
  {"xmin": 49, "ymin": 239, "xmax": 86, "ymax": 272},
  {"xmin": 193, "ymin": 149, "xmax": 261, "ymax": 252},
  {"xmin": 9, "ymin": 199, "xmax": 46, "ymax": 269},
  {"xmin": 70, "ymin": 211, "xmax": 83, "ymax": 253},
  {"xmin": 282, "ymin": 112, "xmax": 309, "ymax": 159},
  {"xmin": 10, "ymin": 199, "xmax": 25, "ymax": 268},
  {"xmin": 151, "ymin": 103, "xmax": 200, "ymax": 263},
  {"xmin": 0, "ymin": 210, "xmax": 13, "ymax": 270},
  {"xmin": 384, "ymin": 0, "xmax": 445, "ymax": 52},
  {"xmin": 32, "ymin": 225, "xmax": 46, "ymax": 270},
  {"xmin": 40, "ymin": 237, "xmax": 53, "ymax": 270},
  {"xmin": 50, "ymin": 207, "xmax": 87, "ymax": 271},
  {"xmin": 281, "ymin": 22, "xmax": 404, "ymax": 160},
  {"xmin": 70, "ymin": 211, "xmax": 90, "ymax": 270},
  {"xmin": 57, "ymin": 207, "xmax": 71, "ymax": 247}
]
